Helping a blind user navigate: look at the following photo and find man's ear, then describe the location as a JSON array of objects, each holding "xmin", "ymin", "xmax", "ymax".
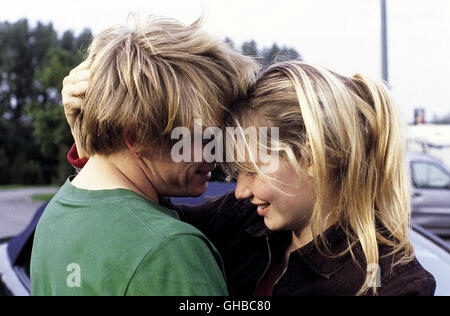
[{"xmin": 123, "ymin": 126, "xmax": 142, "ymax": 158}]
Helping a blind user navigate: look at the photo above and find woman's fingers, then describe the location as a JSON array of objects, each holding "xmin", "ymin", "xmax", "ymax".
[
  {"xmin": 62, "ymin": 80, "xmax": 87, "ymax": 118},
  {"xmin": 63, "ymin": 96, "xmax": 84, "ymax": 115},
  {"xmin": 62, "ymin": 61, "xmax": 91, "ymax": 133},
  {"xmin": 63, "ymin": 69, "xmax": 91, "ymax": 89},
  {"xmin": 63, "ymin": 96, "xmax": 84, "ymax": 131},
  {"xmin": 70, "ymin": 80, "xmax": 89, "ymax": 98}
]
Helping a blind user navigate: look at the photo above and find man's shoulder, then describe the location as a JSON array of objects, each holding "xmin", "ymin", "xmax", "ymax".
[
  {"xmin": 39, "ymin": 186, "xmax": 210, "ymax": 246},
  {"xmin": 32, "ymin": 190, "xmax": 222, "ymax": 296},
  {"xmin": 121, "ymin": 195, "xmax": 209, "ymax": 240}
]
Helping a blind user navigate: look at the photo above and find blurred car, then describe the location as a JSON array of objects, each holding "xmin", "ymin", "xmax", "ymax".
[
  {"xmin": 2, "ymin": 183, "xmax": 450, "ymax": 296},
  {"xmin": 410, "ymin": 224, "xmax": 450, "ymax": 296},
  {"xmin": 407, "ymin": 151, "xmax": 450, "ymax": 238},
  {"xmin": 0, "ymin": 202, "xmax": 46, "ymax": 296}
]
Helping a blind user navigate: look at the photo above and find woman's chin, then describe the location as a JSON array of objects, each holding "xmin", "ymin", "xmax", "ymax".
[
  {"xmin": 263, "ymin": 217, "xmax": 278, "ymax": 231},
  {"xmin": 263, "ymin": 216, "xmax": 289, "ymax": 232}
]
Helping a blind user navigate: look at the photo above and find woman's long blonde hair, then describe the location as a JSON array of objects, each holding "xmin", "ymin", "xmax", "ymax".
[{"xmin": 228, "ymin": 61, "xmax": 414, "ymax": 295}]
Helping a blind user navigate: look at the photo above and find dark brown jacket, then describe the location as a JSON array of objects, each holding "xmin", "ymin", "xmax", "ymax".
[{"xmin": 164, "ymin": 191, "xmax": 436, "ymax": 296}]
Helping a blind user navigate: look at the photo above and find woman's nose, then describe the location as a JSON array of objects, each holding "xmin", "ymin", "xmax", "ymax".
[{"xmin": 235, "ymin": 173, "xmax": 253, "ymax": 200}]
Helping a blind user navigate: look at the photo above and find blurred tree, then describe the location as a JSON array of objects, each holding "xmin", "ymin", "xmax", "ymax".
[
  {"xmin": 30, "ymin": 22, "xmax": 58, "ymax": 70},
  {"xmin": 38, "ymin": 47, "xmax": 80, "ymax": 95},
  {"xmin": 25, "ymin": 102, "xmax": 73, "ymax": 182},
  {"xmin": 26, "ymin": 27, "xmax": 92, "ymax": 183},
  {"xmin": 0, "ymin": 20, "xmax": 58, "ymax": 120},
  {"xmin": 261, "ymin": 43, "xmax": 281, "ymax": 66},
  {"xmin": 0, "ymin": 19, "xmax": 48, "ymax": 184},
  {"xmin": 278, "ymin": 47, "xmax": 301, "ymax": 61},
  {"xmin": 61, "ymin": 30, "xmax": 76, "ymax": 53},
  {"xmin": 260, "ymin": 43, "xmax": 302, "ymax": 68},
  {"xmin": 224, "ymin": 37, "xmax": 235, "ymax": 50},
  {"xmin": 75, "ymin": 28, "xmax": 93, "ymax": 55},
  {"xmin": 0, "ymin": 19, "xmax": 33, "ymax": 121},
  {"xmin": 238, "ymin": 39, "xmax": 302, "ymax": 69},
  {"xmin": 241, "ymin": 40, "xmax": 258, "ymax": 57},
  {"xmin": 0, "ymin": 18, "xmax": 92, "ymax": 185}
]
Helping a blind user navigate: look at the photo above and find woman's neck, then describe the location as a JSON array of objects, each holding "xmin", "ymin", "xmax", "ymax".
[
  {"xmin": 71, "ymin": 151, "xmax": 159, "ymax": 203},
  {"xmin": 290, "ymin": 225, "xmax": 314, "ymax": 251},
  {"xmin": 290, "ymin": 196, "xmax": 340, "ymax": 252}
]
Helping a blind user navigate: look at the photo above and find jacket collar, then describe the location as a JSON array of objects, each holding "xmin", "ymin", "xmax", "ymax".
[
  {"xmin": 246, "ymin": 217, "xmax": 352, "ymax": 279},
  {"xmin": 244, "ymin": 215, "xmax": 271, "ymax": 237},
  {"xmin": 293, "ymin": 224, "xmax": 351, "ymax": 279}
]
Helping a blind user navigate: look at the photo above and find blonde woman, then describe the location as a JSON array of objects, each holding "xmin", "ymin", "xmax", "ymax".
[{"xmin": 63, "ymin": 54, "xmax": 435, "ymax": 294}]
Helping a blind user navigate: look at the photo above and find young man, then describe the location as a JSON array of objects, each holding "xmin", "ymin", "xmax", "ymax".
[{"xmin": 30, "ymin": 16, "xmax": 257, "ymax": 296}]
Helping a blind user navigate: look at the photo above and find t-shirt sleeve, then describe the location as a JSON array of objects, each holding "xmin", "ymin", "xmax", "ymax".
[{"xmin": 125, "ymin": 233, "xmax": 228, "ymax": 296}]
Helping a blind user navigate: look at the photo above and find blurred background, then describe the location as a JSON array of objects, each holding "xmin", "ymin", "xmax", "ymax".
[
  {"xmin": 1, "ymin": 0, "xmax": 450, "ymax": 297},
  {"xmin": 0, "ymin": 0, "xmax": 449, "ymax": 238}
]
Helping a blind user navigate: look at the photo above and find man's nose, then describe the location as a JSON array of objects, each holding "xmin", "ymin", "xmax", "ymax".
[{"xmin": 235, "ymin": 173, "xmax": 253, "ymax": 200}]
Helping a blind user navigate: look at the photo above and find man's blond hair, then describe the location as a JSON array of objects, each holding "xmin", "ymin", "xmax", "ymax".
[{"xmin": 76, "ymin": 16, "xmax": 258, "ymax": 155}]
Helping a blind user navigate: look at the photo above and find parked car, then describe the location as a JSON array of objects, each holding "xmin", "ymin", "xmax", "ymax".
[
  {"xmin": 0, "ymin": 202, "xmax": 46, "ymax": 296},
  {"xmin": 407, "ymin": 151, "xmax": 450, "ymax": 238},
  {"xmin": 2, "ymin": 182, "xmax": 450, "ymax": 296}
]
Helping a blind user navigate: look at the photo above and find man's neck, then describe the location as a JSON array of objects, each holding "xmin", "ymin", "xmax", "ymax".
[{"xmin": 71, "ymin": 151, "xmax": 159, "ymax": 203}]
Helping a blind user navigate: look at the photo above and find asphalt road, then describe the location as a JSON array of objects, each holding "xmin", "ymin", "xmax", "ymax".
[{"xmin": 0, "ymin": 188, "xmax": 58, "ymax": 239}]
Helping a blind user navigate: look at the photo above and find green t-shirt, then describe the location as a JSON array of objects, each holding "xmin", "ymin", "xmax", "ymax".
[{"xmin": 30, "ymin": 178, "xmax": 228, "ymax": 296}]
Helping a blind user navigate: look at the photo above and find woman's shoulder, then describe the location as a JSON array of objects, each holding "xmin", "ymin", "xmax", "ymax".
[
  {"xmin": 329, "ymin": 238, "xmax": 436, "ymax": 296},
  {"xmin": 377, "ymin": 254, "xmax": 436, "ymax": 296}
]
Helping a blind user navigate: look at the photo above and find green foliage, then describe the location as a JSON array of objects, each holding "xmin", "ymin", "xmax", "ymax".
[
  {"xmin": 0, "ymin": 18, "xmax": 92, "ymax": 185},
  {"xmin": 38, "ymin": 47, "xmax": 81, "ymax": 93},
  {"xmin": 31, "ymin": 193, "xmax": 55, "ymax": 202},
  {"xmin": 25, "ymin": 102, "xmax": 72, "ymax": 158},
  {"xmin": 24, "ymin": 102, "xmax": 73, "ymax": 183}
]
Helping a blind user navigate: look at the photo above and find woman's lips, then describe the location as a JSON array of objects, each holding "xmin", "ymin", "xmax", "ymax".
[{"xmin": 256, "ymin": 203, "xmax": 271, "ymax": 216}]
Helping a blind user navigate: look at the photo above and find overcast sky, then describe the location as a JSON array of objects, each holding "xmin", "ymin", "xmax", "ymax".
[{"xmin": 2, "ymin": 0, "xmax": 450, "ymax": 122}]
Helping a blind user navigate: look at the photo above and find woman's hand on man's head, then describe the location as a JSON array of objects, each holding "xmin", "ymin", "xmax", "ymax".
[{"xmin": 62, "ymin": 60, "xmax": 91, "ymax": 158}]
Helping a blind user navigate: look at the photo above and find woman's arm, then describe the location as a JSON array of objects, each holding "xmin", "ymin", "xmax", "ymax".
[
  {"xmin": 161, "ymin": 192, "xmax": 236, "ymax": 237},
  {"xmin": 161, "ymin": 191, "xmax": 256, "ymax": 249}
]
